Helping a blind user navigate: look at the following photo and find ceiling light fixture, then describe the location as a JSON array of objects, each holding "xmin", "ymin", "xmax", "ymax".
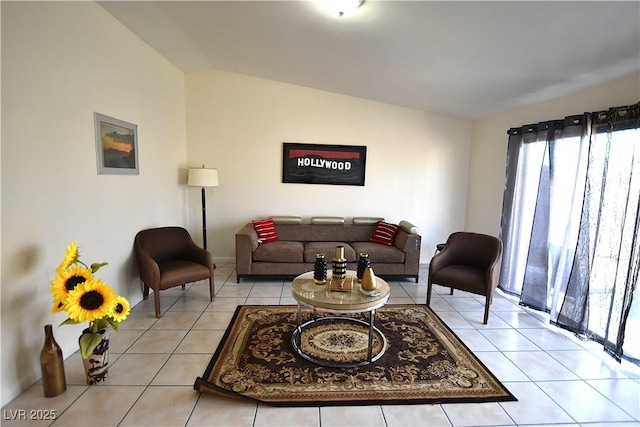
[{"xmin": 318, "ymin": 0, "xmax": 364, "ymax": 17}]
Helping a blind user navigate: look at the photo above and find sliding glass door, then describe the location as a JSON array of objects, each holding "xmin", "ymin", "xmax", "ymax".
[{"xmin": 499, "ymin": 104, "xmax": 639, "ymax": 363}]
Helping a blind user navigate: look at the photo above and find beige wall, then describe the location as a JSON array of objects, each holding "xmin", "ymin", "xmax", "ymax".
[
  {"xmin": 466, "ymin": 72, "xmax": 640, "ymax": 235},
  {"xmin": 185, "ymin": 70, "xmax": 473, "ymax": 263},
  {"xmin": 1, "ymin": 2, "xmax": 187, "ymax": 404}
]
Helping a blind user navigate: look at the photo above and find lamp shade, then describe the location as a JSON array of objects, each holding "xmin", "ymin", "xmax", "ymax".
[{"xmin": 188, "ymin": 168, "xmax": 219, "ymax": 187}]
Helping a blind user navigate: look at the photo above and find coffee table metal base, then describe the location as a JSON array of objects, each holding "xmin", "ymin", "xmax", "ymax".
[{"xmin": 291, "ymin": 305, "xmax": 387, "ymax": 368}]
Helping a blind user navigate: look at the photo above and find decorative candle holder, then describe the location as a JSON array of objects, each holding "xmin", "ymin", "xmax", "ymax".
[
  {"xmin": 313, "ymin": 253, "xmax": 327, "ymax": 284},
  {"xmin": 332, "ymin": 246, "xmax": 347, "ymax": 280},
  {"xmin": 356, "ymin": 253, "xmax": 371, "ymax": 282}
]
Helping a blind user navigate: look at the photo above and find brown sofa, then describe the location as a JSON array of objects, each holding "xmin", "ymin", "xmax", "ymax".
[{"xmin": 235, "ymin": 216, "xmax": 421, "ymax": 282}]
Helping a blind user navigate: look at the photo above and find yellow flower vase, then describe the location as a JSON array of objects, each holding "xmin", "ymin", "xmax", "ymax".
[{"xmin": 361, "ymin": 267, "xmax": 377, "ymax": 291}]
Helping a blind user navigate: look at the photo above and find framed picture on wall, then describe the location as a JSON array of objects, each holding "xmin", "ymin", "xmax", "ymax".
[
  {"xmin": 94, "ymin": 113, "xmax": 139, "ymax": 175},
  {"xmin": 282, "ymin": 142, "xmax": 367, "ymax": 186}
]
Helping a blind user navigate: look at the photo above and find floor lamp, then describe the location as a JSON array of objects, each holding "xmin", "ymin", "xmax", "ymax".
[{"xmin": 187, "ymin": 166, "xmax": 219, "ymax": 252}]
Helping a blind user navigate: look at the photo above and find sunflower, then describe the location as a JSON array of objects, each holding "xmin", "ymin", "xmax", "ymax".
[
  {"xmin": 110, "ymin": 295, "xmax": 131, "ymax": 322},
  {"xmin": 56, "ymin": 241, "xmax": 80, "ymax": 271},
  {"xmin": 64, "ymin": 278, "xmax": 117, "ymax": 323},
  {"xmin": 50, "ymin": 266, "xmax": 93, "ymax": 313},
  {"xmin": 50, "ymin": 241, "xmax": 132, "ymax": 360}
]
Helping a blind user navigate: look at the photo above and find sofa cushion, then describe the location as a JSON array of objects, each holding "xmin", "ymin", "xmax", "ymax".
[
  {"xmin": 351, "ymin": 242, "xmax": 406, "ymax": 263},
  {"xmin": 253, "ymin": 218, "xmax": 279, "ymax": 245},
  {"xmin": 272, "ymin": 216, "xmax": 302, "ymax": 225},
  {"xmin": 275, "ymin": 224, "xmax": 373, "ymax": 242},
  {"xmin": 304, "ymin": 242, "xmax": 357, "ymax": 263},
  {"xmin": 353, "ymin": 217, "xmax": 384, "ymax": 225},
  {"xmin": 311, "ymin": 216, "xmax": 345, "ymax": 225},
  {"xmin": 370, "ymin": 221, "xmax": 401, "ymax": 246},
  {"xmin": 253, "ymin": 241, "xmax": 304, "ymax": 262}
]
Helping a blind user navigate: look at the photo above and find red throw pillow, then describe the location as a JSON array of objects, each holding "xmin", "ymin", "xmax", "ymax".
[
  {"xmin": 370, "ymin": 221, "xmax": 401, "ymax": 246},
  {"xmin": 252, "ymin": 218, "xmax": 279, "ymax": 245}
]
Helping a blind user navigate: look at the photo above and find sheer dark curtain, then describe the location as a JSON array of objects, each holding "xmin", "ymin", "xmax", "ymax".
[
  {"xmin": 499, "ymin": 116, "xmax": 589, "ymax": 306},
  {"xmin": 561, "ymin": 104, "xmax": 640, "ymax": 359},
  {"xmin": 499, "ymin": 103, "xmax": 640, "ymax": 363}
]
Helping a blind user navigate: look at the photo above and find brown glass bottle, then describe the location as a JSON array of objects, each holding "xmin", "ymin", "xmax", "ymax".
[{"xmin": 41, "ymin": 324, "xmax": 66, "ymax": 397}]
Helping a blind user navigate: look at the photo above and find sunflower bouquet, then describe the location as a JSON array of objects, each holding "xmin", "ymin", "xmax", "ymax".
[{"xmin": 50, "ymin": 241, "xmax": 130, "ymax": 359}]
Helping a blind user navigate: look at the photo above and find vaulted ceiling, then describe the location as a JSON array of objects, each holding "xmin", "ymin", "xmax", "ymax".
[{"xmin": 99, "ymin": 1, "xmax": 640, "ymax": 120}]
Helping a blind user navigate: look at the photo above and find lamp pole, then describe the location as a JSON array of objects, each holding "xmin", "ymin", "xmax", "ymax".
[
  {"xmin": 200, "ymin": 186, "xmax": 208, "ymax": 250},
  {"xmin": 187, "ymin": 166, "xmax": 219, "ymax": 253}
]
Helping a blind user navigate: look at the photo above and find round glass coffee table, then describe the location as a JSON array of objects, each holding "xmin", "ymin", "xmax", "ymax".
[{"xmin": 290, "ymin": 270, "xmax": 390, "ymax": 368}]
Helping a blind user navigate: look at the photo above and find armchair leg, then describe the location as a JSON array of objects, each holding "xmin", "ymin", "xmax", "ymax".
[
  {"xmin": 426, "ymin": 282, "xmax": 433, "ymax": 306},
  {"xmin": 209, "ymin": 277, "xmax": 215, "ymax": 301},
  {"xmin": 143, "ymin": 283, "xmax": 149, "ymax": 300},
  {"xmin": 483, "ymin": 298, "xmax": 490, "ymax": 324},
  {"xmin": 154, "ymin": 290, "xmax": 161, "ymax": 318}
]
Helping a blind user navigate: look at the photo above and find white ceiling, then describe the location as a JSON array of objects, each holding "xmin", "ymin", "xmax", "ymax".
[{"xmin": 98, "ymin": 1, "xmax": 640, "ymax": 120}]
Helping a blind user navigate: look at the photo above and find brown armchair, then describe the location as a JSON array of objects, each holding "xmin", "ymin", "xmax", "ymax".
[
  {"xmin": 427, "ymin": 232, "xmax": 503, "ymax": 324},
  {"xmin": 134, "ymin": 226, "xmax": 214, "ymax": 318}
]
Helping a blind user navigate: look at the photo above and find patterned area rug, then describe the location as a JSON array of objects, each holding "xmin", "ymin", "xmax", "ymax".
[
  {"xmin": 297, "ymin": 317, "xmax": 386, "ymax": 365},
  {"xmin": 194, "ymin": 305, "xmax": 517, "ymax": 406}
]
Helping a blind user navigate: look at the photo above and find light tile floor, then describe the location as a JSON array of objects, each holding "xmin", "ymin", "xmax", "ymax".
[{"xmin": 3, "ymin": 263, "xmax": 640, "ymax": 426}]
